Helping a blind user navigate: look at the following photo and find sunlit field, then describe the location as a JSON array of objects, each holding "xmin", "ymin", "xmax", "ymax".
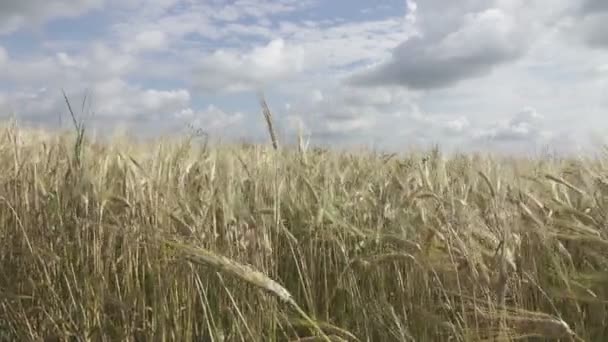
[{"xmin": 0, "ymin": 113, "xmax": 606, "ymax": 341}]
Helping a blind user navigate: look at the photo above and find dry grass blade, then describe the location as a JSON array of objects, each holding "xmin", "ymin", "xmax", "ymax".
[
  {"xmin": 478, "ymin": 171, "xmax": 496, "ymax": 198},
  {"xmin": 545, "ymin": 173, "xmax": 585, "ymax": 196},
  {"xmin": 258, "ymin": 92, "xmax": 279, "ymax": 150},
  {"xmin": 290, "ymin": 336, "xmax": 348, "ymax": 342},
  {"xmin": 163, "ymin": 239, "xmax": 332, "ymax": 342},
  {"xmin": 508, "ymin": 316, "xmax": 577, "ymax": 340},
  {"xmin": 289, "ymin": 318, "xmax": 361, "ymax": 342},
  {"xmin": 164, "ymin": 239, "xmax": 294, "ymax": 303}
]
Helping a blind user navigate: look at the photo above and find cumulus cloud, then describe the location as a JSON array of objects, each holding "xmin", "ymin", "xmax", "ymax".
[
  {"xmin": 0, "ymin": 0, "xmax": 606, "ymax": 154},
  {"xmin": 0, "ymin": 40, "xmax": 140, "ymax": 91},
  {"xmin": 193, "ymin": 39, "xmax": 305, "ymax": 92},
  {"xmin": 576, "ymin": 10, "xmax": 608, "ymax": 48},
  {"xmin": 88, "ymin": 43, "xmax": 136, "ymax": 78},
  {"xmin": 0, "ymin": 0, "xmax": 103, "ymax": 34},
  {"xmin": 410, "ymin": 110, "xmax": 471, "ymax": 136},
  {"xmin": 0, "ymin": 46, "xmax": 7, "ymax": 65},
  {"xmin": 180, "ymin": 10, "xmax": 413, "ymax": 93},
  {"xmin": 170, "ymin": 105, "xmax": 261, "ymax": 143},
  {"xmin": 579, "ymin": 0, "xmax": 608, "ymax": 14},
  {"xmin": 110, "ymin": 0, "xmax": 312, "ymax": 45},
  {"xmin": 2, "ymin": 78, "xmax": 190, "ymax": 127},
  {"xmin": 585, "ymin": 25, "xmax": 608, "ymax": 48},
  {"xmin": 282, "ymin": 85, "xmax": 424, "ymax": 147},
  {"xmin": 348, "ymin": 2, "xmax": 533, "ymax": 89},
  {"xmin": 474, "ymin": 107, "xmax": 549, "ymax": 142},
  {"xmin": 56, "ymin": 52, "xmax": 88, "ymax": 69},
  {"xmin": 128, "ymin": 30, "xmax": 168, "ymax": 52},
  {"xmin": 86, "ymin": 79, "xmax": 190, "ymax": 118},
  {"xmin": 284, "ymin": 18, "xmax": 414, "ymax": 73},
  {"xmin": 175, "ymin": 105, "xmax": 243, "ymax": 131},
  {"xmin": 0, "ymin": 55, "xmax": 61, "ymax": 85},
  {"xmin": 210, "ymin": 0, "xmax": 310, "ymax": 21},
  {"xmin": 558, "ymin": 0, "xmax": 608, "ymax": 49},
  {"xmin": 0, "ymin": 93, "xmax": 10, "ymax": 117}
]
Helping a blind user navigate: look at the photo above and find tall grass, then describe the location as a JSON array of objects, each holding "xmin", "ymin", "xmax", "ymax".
[{"xmin": 0, "ymin": 115, "xmax": 606, "ymax": 341}]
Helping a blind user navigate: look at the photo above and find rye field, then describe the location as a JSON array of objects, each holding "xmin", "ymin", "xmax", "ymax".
[{"xmin": 0, "ymin": 118, "xmax": 607, "ymax": 341}]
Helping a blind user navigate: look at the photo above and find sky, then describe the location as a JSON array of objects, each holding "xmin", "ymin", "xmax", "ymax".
[{"xmin": 0, "ymin": 0, "xmax": 607, "ymax": 155}]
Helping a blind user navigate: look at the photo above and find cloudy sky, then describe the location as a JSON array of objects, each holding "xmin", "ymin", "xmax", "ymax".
[{"xmin": 0, "ymin": 0, "xmax": 607, "ymax": 154}]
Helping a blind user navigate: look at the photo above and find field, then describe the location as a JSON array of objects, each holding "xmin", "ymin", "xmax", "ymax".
[{"xmin": 0, "ymin": 117, "xmax": 607, "ymax": 341}]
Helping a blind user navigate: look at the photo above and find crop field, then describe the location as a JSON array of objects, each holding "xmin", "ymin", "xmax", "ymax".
[{"xmin": 0, "ymin": 118, "xmax": 607, "ymax": 341}]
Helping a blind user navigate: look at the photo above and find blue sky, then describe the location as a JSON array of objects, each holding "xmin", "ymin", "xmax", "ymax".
[{"xmin": 0, "ymin": 0, "xmax": 607, "ymax": 154}]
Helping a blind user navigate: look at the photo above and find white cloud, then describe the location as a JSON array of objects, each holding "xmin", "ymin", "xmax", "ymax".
[
  {"xmin": 578, "ymin": 13, "xmax": 608, "ymax": 48},
  {"xmin": 193, "ymin": 39, "xmax": 305, "ymax": 92},
  {"xmin": 0, "ymin": 55, "xmax": 61, "ymax": 85},
  {"xmin": 474, "ymin": 107, "xmax": 548, "ymax": 142},
  {"xmin": 88, "ymin": 79, "xmax": 190, "ymax": 117},
  {"xmin": 0, "ymin": 46, "xmax": 7, "ymax": 65},
  {"xmin": 311, "ymin": 89, "xmax": 324, "ymax": 103},
  {"xmin": 555, "ymin": 0, "xmax": 608, "ymax": 49},
  {"xmin": 2, "ymin": 77, "xmax": 190, "ymax": 128},
  {"xmin": 579, "ymin": 0, "xmax": 608, "ymax": 15},
  {"xmin": 211, "ymin": 0, "xmax": 307, "ymax": 21},
  {"xmin": 129, "ymin": 30, "xmax": 168, "ymax": 52},
  {"xmin": 0, "ymin": 0, "xmax": 104, "ymax": 34},
  {"xmin": 175, "ymin": 105, "xmax": 243, "ymax": 131},
  {"xmin": 99, "ymin": 0, "xmax": 416, "ymax": 96},
  {"xmin": 410, "ymin": 110, "xmax": 471, "ymax": 136},
  {"xmin": 140, "ymin": 89, "xmax": 190, "ymax": 113},
  {"xmin": 186, "ymin": 14, "xmax": 415, "ymax": 93},
  {"xmin": 348, "ymin": 2, "xmax": 537, "ymax": 89},
  {"xmin": 170, "ymin": 105, "xmax": 253, "ymax": 142},
  {"xmin": 279, "ymin": 22, "xmax": 605, "ymax": 153},
  {"xmin": 0, "ymin": 41, "xmax": 137, "ymax": 86},
  {"xmin": 445, "ymin": 117, "xmax": 470, "ymax": 133},
  {"xmin": 282, "ymin": 85, "xmax": 422, "ymax": 147},
  {"xmin": 285, "ymin": 18, "xmax": 414, "ymax": 72},
  {"xmin": 110, "ymin": 0, "xmax": 312, "ymax": 44},
  {"xmin": 0, "ymin": 93, "xmax": 10, "ymax": 116},
  {"xmin": 1, "ymin": 0, "xmax": 607, "ymax": 154},
  {"xmin": 89, "ymin": 43, "xmax": 136, "ymax": 78},
  {"xmin": 434, "ymin": 9, "xmax": 522, "ymax": 60}
]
